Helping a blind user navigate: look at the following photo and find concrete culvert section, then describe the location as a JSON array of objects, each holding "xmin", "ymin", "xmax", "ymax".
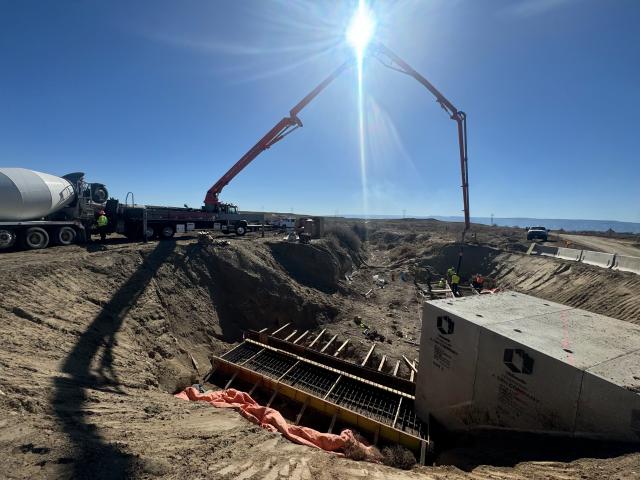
[{"xmin": 417, "ymin": 292, "xmax": 640, "ymax": 442}]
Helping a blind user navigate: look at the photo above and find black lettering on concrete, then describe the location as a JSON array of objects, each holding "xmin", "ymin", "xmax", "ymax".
[{"xmin": 431, "ymin": 333, "xmax": 459, "ymax": 371}]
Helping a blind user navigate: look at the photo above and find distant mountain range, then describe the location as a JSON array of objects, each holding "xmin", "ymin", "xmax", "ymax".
[{"xmin": 339, "ymin": 214, "xmax": 640, "ymax": 234}]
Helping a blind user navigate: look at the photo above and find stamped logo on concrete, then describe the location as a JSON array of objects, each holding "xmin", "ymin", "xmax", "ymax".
[
  {"xmin": 437, "ymin": 316, "xmax": 455, "ymax": 335},
  {"xmin": 503, "ymin": 348, "xmax": 534, "ymax": 374}
]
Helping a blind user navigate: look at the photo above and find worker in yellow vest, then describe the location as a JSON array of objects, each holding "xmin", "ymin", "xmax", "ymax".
[
  {"xmin": 97, "ymin": 210, "xmax": 109, "ymax": 242},
  {"xmin": 450, "ymin": 271, "xmax": 461, "ymax": 296},
  {"xmin": 447, "ymin": 266, "xmax": 455, "ymax": 281}
]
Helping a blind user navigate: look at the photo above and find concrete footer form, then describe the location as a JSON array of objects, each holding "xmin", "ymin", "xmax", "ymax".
[{"xmin": 416, "ymin": 291, "xmax": 640, "ymax": 442}]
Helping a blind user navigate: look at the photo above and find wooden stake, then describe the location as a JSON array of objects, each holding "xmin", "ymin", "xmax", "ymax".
[
  {"xmin": 248, "ymin": 379, "xmax": 260, "ymax": 396},
  {"xmin": 320, "ymin": 334, "xmax": 338, "ymax": 353},
  {"xmin": 293, "ymin": 330, "xmax": 309, "ymax": 344},
  {"xmin": 295, "ymin": 399, "xmax": 309, "ymax": 425},
  {"xmin": 224, "ymin": 372, "xmax": 238, "ymax": 390},
  {"xmin": 361, "ymin": 343, "xmax": 376, "ymax": 367},
  {"xmin": 327, "ymin": 412, "xmax": 337, "ymax": 433},
  {"xmin": 266, "ymin": 389, "xmax": 278, "ymax": 408},
  {"xmin": 377, "ymin": 355, "xmax": 386, "ymax": 371},
  {"xmin": 308, "ymin": 329, "xmax": 326, "ymax": 348},
  {"xmin": 333, "ymin": 339, "xmax": 349, "ymax": 357},
  {"xmin": 271, "ymin": 323, "xmax": 291, "ymax": 337},
  {"xmin": 284, "ymin": 330, "xmax": 298, "ymax": 341},
  {"xmin": 420, "ymin": 440, "xmax": 428, "ymax": 466},
  {"xmin": 402, "ymin": 355, "xmax": 418, "ymax": 373}
]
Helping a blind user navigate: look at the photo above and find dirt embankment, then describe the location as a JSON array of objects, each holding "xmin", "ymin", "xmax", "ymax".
[
  {"xmin": 413, "ymin": 243, "xmax": 640, "ymax": 323},
  {"xmin": 361, "ymin": 219, "xmax": 639, "ymax": 323}
]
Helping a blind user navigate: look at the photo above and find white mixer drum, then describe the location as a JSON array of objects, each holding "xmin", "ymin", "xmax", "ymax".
[{"xmin": 0, "ymin": 168, "xmax": 76, "ymax": 221}]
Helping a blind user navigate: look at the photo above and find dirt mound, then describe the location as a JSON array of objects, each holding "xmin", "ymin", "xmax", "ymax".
[
  {"xmin": 201, "ymin": 241, "xmax": 340, "ymax": 338},
  {"xmin": 269, "ymin": 239, "xmax": 354, "ymax": 293},
  {"xmin": 269, "ymin": 242, "xmax": 342, "ymax": 292}
]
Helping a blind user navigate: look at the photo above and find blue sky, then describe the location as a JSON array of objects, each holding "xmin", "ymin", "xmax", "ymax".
[{"xmin": 1, "ymin": 0, "xmax": 639, "ymax": 221}]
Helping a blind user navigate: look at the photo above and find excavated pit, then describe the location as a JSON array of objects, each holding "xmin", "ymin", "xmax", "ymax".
[{"xmin": 1, "ymin": 220, "xmax": 639, "ymax": 478}]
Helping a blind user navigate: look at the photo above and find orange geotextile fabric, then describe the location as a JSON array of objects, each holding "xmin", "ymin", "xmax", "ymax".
[{"xmin": 176, "ymin": 387, "xmax": 377, "ymax": 457}]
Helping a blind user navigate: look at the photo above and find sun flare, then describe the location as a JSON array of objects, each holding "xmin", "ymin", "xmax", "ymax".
[{"xmin": 346, "ymin": 1, "xmax": 375, "ymax": 57}]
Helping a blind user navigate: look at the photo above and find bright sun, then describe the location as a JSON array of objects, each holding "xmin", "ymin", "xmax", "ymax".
[{"xmin": 346, "ymin": 1, "xmax": 375, "ymax": 55}]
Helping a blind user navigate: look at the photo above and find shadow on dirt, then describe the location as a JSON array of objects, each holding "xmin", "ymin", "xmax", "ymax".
[
  {"xmin": 179, "ymin": 243, "xmax": 339, "ymax": 342},
  {"xmin": 52, "ymin": 240, "xmax": 176, "ymax": 479}
]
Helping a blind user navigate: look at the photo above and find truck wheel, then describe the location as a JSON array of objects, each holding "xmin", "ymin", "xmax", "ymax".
[
  {"xmin": 55, "ymin": 226, "xmax": 77, "ymax": 245},
  {"xmin": 145, "ymin": 227, "xmax": 155, "ymax": 239},
  {"xmin": 24, "ymin": 227, "xmax": 50, "ymax": 249},
  {"xmin": 0, "ymin": 229, "xmax": 17, "ymax": 249},
  {"xmin": 160, "ymin": 226, "xmax": 174, "ymax": 239},
  {"xmin": 235, "ymin": 225, "xmax": 246, "ymax": 236}
]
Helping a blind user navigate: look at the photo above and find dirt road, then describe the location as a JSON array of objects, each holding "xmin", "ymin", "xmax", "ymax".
[{"xmin": 559, "ymin": 233, "xmax": 640, "ymax": 257}]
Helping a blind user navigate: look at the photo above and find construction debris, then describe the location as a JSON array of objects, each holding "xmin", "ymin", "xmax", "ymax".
[{"xmin": 198, "ymin": 232, "xmax": 231, "ymax": 246}]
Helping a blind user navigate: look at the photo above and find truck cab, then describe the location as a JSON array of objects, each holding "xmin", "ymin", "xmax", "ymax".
[{"xmin": 527, "ymin": 226, "xmax": 549, "ymax": 242}]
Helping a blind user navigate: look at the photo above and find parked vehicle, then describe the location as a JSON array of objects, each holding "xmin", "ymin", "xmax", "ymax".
[
  {"xmin": 527, "ymin": 226, "xmax": 549, "ymax": 242},
  {"xmin": 0, "ymin": 168, "xmax": 107, "ymax": 250},
  {"xmin": 274, "ymin": 217, "xmax": 297, "ymax": 230}
]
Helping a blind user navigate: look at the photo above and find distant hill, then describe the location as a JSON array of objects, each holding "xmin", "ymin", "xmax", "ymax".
[{"xmin": 338, "ymin": 214, "xmax": 640, "ymax": 234}]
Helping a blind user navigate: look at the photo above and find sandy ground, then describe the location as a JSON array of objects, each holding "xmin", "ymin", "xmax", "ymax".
[
  {"xmin": 559, "ymin": 233, "xmax": 640, "ymax": 257},
  {"xmin": 0, "ymin": 220, "xmax": 639, "ymax": 479}
]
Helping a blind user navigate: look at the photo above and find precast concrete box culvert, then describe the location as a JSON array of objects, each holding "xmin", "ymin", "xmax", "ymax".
[{"xmin": 415, "ymin": 291, "xmax": 640, "ymax": 442}]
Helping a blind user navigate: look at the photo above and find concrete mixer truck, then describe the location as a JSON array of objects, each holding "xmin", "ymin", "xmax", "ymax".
[
  {"xmin": 0, "ymin": 168, "xmax": 109, "ymax": 250},
  {"xmin": 0, "ymin": 168, "xmax": 257, "ymax": 251}
]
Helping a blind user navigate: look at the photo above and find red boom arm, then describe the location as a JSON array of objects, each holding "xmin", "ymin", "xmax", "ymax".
[{"xmin": 204, "ymin": 60, "xmax": 351, "ymax": 208}]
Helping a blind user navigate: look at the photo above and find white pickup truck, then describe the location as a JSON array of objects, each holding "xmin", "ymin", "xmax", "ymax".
[{"xmin": 274, "ymin": 217, "xmax": 296, "ymax": 230}]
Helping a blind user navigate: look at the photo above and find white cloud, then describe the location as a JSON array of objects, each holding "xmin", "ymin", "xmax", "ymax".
[{"xmin": 500, "ymin": 0, "xmax": 577, "ymax": 18}]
